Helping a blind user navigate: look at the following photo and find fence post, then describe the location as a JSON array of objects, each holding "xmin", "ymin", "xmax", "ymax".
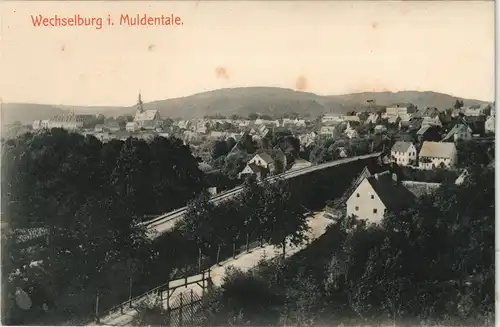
[
  {"xmin": 202, "ymin": 270, "xmax": 206, "ymax": 297},
  {"xmin": 207, "ymin": 269, "xmax": 212, "ymax": 288},
  {"xmin": 166, "ymin": 284, "xmax": 170, "ymax": 311},
  {"xmin": 179, "ymin": 293, "xmax": 184, "ymax": 327},
  {"xmin": 198, "ymin": 247, "xmax": 202, "ymax": 272},
  {"xmin": 128, "ymin": 276, "xmax": 133, "ymax": 308},
  {"xmin": 184, "ymin": 264, "xmax": 188, "ymax": 287},
  {"xmin": 216, "ymin": 245, "xmax": 221, "ymax": 265},
  {"xmin": 190, "ymin": 289, "xmax": 194, "ymax": 325},
  {"xmin": 95, "ymin": 291, "xmax": 100, "ymax": 324},
  {"xmin": 246, "ymin": 233, "xmax": 249, "ymax": 253},
  {"xmin": 232, "ymin": 239, "xmax": 236, "ymax": 259}
]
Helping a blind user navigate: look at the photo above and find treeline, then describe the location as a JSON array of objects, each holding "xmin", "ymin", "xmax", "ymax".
[
  {"xmin": 197, "ymin": 167, "xmax": 494, "ymax": 327},
  {"xmin": 306, "ymin": 135, "xmax": 387, "ymax": 164},
  {"xmin": 1, "ymin": 129, "xmax": 206, "ymax": 324},
  {"xmin": 210, "ymin": 131, "xmax": 302, "ymax": 179},
  {"xmin": 176, "ymin": 177, "xmax": 310, "ymax": 261}
]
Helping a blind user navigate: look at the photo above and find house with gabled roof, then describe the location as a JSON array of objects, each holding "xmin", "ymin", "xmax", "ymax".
[
  {"xmin": 390, "ymin": 141, "xmax": 417, "ymax": 166},
  {"xmin": 418, "ymin": 141, "xmax": 457, "ymax": 170},
  {"xmin": 248, "ymin": 152, "xmax": 276, "ymax": 173},
  {"xmin": 346, "ymin": 171, "xmax": 415, "ymax": 223},
  {"xmin": 485, "ymin": 115, "xmax": 495, "ymax": 134},
  {"xmin": 238, "ymin": 162, "xmax": 269, "ymax": 180},
  {"xmin": 442, "ymin": 123, "xmax": 472, "ymax": 142},
  {"xmin": 325, "ymin": 166, "xmax": 374, "ymax": 217},
  {"xmin": 344, "ymin": 169, "xmax": 443, "ymax": 223}
]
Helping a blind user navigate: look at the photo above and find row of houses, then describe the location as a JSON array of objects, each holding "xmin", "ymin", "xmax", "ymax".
[
  {"xmin": 32, "ymin": 113, "xmax": 96, "ymax": 131},
  {"xmin": 334, "ymin": 163, "xmax": 470, "ymax": 224},
  {"xmin": 237, "ymin": 151, "xmax": 313, "ymax": 180},
  {"xmin": 320, "ymin": 104, "xmax": 495, "ymax": 136},
  {"xmin": 391, "ymin": 141, "xmax": 458, "ymax": 170}
]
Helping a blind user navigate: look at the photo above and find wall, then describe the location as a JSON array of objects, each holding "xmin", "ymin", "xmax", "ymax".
[
  {"xmin": 288, "ymin": 156, "xmax": 382, "ymax": 210},
  {"xmin": 346, "ymin": 179, "xmax": 386, "ymax": 224},
  {"xmin": 419, "ymin": 155, "xmax": 455, "ymax": 170}
]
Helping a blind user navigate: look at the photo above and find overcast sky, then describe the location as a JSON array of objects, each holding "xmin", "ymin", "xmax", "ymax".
[{"xmin": 0, "ymin": 1, "xmax": 495, "ymax": 106}]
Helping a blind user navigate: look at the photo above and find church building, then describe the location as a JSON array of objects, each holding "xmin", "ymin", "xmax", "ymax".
[{"xmin": 133, "ymin": 92, "xmax": 162, "ymax": 130}]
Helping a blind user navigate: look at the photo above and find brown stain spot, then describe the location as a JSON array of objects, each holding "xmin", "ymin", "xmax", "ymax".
[
  {"xmin": 148, "ymin": 44, "xmax": 155, "ymax": 52},
  {"xmin": 371, "ymin": 22, "xmax": 378, "ymax": 29},
  {"xmin": 215, "ymin": 67, "xmax": 229, "ymax": 80},
  {"xmin": 295, "ymin": 75, "xmax": 308, "ymax": 91},
  {"xmin": 61, "ymin": 45, "xmax": 65, "ymax": 52}
]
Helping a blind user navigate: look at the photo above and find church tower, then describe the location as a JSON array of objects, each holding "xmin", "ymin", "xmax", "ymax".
[{"xmin": 136, "ymin": 91, "xmax": 144, "ymax": 113}]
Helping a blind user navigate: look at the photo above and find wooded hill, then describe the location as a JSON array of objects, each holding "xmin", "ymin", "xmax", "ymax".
[{"xmin": 2, "ymin": 88, "xmax": 489, "ymax": 126}]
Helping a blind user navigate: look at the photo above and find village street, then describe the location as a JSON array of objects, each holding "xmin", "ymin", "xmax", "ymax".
[{"xmin": 92, "ymin": 211, "xmax": 333, "ymax": 327}]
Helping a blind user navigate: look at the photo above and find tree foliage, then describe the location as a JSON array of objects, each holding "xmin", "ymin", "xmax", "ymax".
[
  {"xmin": 199, "ymin": 168, "xmax": 494, "ymax": 326},
  {"xmin": 1, "ymin": 129, "xmax": 206, "ymax": 324}
]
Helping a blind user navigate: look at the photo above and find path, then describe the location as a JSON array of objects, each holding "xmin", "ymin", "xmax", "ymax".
[{"xmin": 90, "ymin": 211, "xmax": 333, "ymax": 326}]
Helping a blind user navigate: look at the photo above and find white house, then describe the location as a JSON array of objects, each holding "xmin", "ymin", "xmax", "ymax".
[
  {"xmin": 177, "ymin": 120, "xmax": 191, "ymax": 130},
  {"xmin": 485, "ymin": 116, "xmax": 495, "ymax": 134},
  {"xmin": 442, "ymin": 123, "xmax": 472, "ymax": 142},
  {"xmin": 342, "ymin": 116, "xmax": 361, "ymax": 123},
  {"xmin": 390, "ymin": 141, "xmax": 417, "ymax": 166},
  {"xmin": 32, "ymin": 120, "xmax": 49, "ymax": 130},
  {"xmin": 320, "ymin": 126, "xmax": 336, "ymax": 137},
  {"xmin": 344, "ymin": 124, "xmax": 358, "ymax": 139},
  {"xmin": 418, "ymin": 141, "xmax": 457, "ymax": 170},
  {"xmin": 365, "ymin": 113, "xmax": 380, "ymax": 125},
  {"xmin": 345, "ymin": 171, "xmax": 415, "ymax": 224},
  {"xmin": 386, "ymin": 106, "xmax": 408, "ymax": 117},
  {"xmin": 299, "ymin": 132, "xmax": 317, "ymax": 147},
  {"xmin": 238, "ymin": 162, "xmax": 269, "ymax": 180},
  {"xmin": 126, "ymin": 122, "xmax": 139, "ymax": 132},
  {"xmin": 322, "ymin": 114, "xmax": 343, "ymax": 124},
  {"xmin": 47, "ymin": 113, "xmax": 93, "ymax": 130},
  {"xmin": 248, "ymin": 152, "xmax": 276, "ymax": 174},
  {"xmin": 455, "ymin": 169, "xmax": 469, "ymax": 185},
  {"xmin": 464, "ymin": 107, "xmax": 484, "ymax": 117},
  {"xmin": 374, "ymin": 125, "xmax": 387, "ymax": 133},
  {"xmin": 421, "ymin": 116, "xmax": 442, "ymax": 127}
]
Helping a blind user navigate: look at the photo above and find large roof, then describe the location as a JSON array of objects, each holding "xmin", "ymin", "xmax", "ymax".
[
  {"xmin": 401, "ymin": 181, "xmax": 441, "ymax": 197},
  {"xmin": 442, "ymin": 123, "xmax": 472, "ymax": 141},
  {"xmin": 134, "ymin": 109, "xmax": 159, "ymax": 122},
  {"xmin": 419, "ymin": 141, "xmax": 456, "ymax": 159},
  {"xmin": 365, "ymin": 172, "xmax": 416, "ymax": 212},
  {"xmin": 254, "ymin": 152, "xmax": 274, "ymax": 164},
  {"xmin": 248, "ymin": 162, "xmax": 269, "ymax": 174},
  {"xmin": 391, "ymin": 141, "xmax": 414, "ymax": 153}
]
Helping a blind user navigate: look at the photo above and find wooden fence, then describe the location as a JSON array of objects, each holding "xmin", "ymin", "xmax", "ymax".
[
  {"xmin": 95, "ymin": 269, "xmax": 213, "ymax": 325},
  {"xmin": 166, "ymin": 289, "xmax": 205, "ymax": 327}
]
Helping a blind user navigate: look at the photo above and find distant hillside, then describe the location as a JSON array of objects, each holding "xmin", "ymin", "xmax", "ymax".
[
  {"xmin": 1, "ymin": 88, "xmax": 489, "ymax": 126},
  {"xmin": 331, "ymin": 91, "xmax": 487, "ymax": 110}
]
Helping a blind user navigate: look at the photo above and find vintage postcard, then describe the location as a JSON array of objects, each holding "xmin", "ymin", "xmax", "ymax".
[{"xmin": 0, "ymin": 1, "xmax": 495, "ymax": 326}]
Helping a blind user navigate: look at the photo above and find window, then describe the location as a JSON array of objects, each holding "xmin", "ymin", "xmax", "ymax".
[
  {"xmin": 356, "ymin": 193, "xmax": 360, "ymax": 197},
  {"xmin": 371, "ymin": 195, "xmax": 374, "ymax": 199},
  {"xmin": 373, "ymin": 209, "xmax": 378, "ymax": 214},
  {"xmin": 355, "ymin": 206, "xmax": 359, "ymax": 211}
]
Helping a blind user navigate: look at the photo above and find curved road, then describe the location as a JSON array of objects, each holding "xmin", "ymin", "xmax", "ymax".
[{"xmin": 145, "ymin": 152, "xmax": 382, "ymax": 239}]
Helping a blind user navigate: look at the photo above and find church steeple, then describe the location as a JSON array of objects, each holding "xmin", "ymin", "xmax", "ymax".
[{"xmin": 137, "ymin": 91, "xmax": 144, "ymax": 113}]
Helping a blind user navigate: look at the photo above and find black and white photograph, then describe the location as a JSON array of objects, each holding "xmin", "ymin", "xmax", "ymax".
[{"xmin": 0, "ymin": 1, "xmax": 495, "ymax": 326}]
